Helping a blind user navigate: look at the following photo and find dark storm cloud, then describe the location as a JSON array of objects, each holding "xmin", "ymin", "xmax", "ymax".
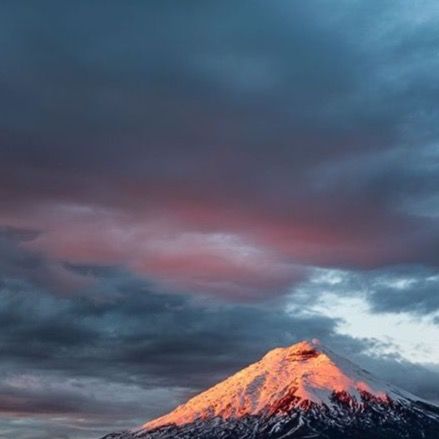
[
  {"xmin": 0, "ymin": 223, "xmax": 438, "ymax": 435},
  {"xmin": 0, "ymin": 0, "xmax": 438, "ymax": 294},
  {"xmin": 294, "ymin": 265, "xmax": 439, "ymax": 317},
  {"xmin": 0, "ymin": 1, "xmax": 439, "ymax": 438},
  {"xmin": 0, "ymin": 264, "xmax": 342, "ymax": 437},
  {"xmin": 1, "ymin": 265, "xmax": 439, "ymax": 438},
  {"xmin": 0, "ymin": 227, "xmax": 94, "ymax": 295},
  {"xmin": 0, "ymin": 262, "xmax": 336, "ymax": 387},
  {"xmin": 362, "ymin": 267, "xmax": 439, "ymax": 315},
  {"xmin": 0, "ymin": 381, "xmax": 137, "ymax": 418}
]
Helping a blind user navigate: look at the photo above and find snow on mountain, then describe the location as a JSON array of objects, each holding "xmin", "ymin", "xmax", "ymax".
[{"xmin": 101, "ymin": 340, "xmax": 439, "ymax": 439}]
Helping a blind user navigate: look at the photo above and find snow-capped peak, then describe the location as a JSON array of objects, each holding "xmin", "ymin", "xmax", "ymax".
[{"xmin": 141, "ymin": 340, "xmax": 406, "ymax": 431}]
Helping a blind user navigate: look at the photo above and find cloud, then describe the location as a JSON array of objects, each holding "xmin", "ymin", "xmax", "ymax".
[
  {"xmin": 0, "ymin": 267, "xmax": 334, "ymax": 386},
  {"xmin": 0, "ymin": 227, "xmax": 95, "ymax": 295},
  {"xmin": 0, "ymin": 1, "xmax": 438, "ymax": 299},
  {"xmin": 363, "ymin": 267, "xmax": 439, "ymax": 315},
  {"xmin": 0, "ymin": 267, "xmax": 339, "ymax": 437},
  {"xmin": 293, "ymin": 265, "xmax": 439, "ymax": 318},
  {"xmin": 0, "ymin": 268, "xmax": 439, "ymax": 438},
  {"xmin": 0, "ymin": 1, "xmax": 439, "ymax": 438}
]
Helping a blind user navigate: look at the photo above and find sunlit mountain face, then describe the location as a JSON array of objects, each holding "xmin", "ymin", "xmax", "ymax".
[{"xmin": 103, "ymin": 341, "xmax": 439, "ymax": 439}]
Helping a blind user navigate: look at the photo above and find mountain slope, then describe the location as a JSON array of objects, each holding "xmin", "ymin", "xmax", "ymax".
[{"xmin": 102, "ymin": 340, "xmax": 439, "ymax": 438}]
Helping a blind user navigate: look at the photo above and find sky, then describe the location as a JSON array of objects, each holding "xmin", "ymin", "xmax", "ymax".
[{"xmin": 0, "ymin": 0, "xmax": 439, "ymax": 438}]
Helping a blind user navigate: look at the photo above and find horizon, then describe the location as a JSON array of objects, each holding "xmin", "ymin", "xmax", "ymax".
[{"xmin": 0, "ymin": 1, "xmax": 439, "ymax": 438}]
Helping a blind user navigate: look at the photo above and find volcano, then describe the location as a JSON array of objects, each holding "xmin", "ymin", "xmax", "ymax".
[{"xmin": 102, "ymin": 340, "xmax": 439, "ymax": 438}]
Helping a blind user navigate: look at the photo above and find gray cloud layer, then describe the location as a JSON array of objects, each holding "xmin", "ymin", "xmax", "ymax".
[
  {"xmin": 1, "ymin": 1, "xmax": 438, "ymax": 277},
  {"xmin": 0, "ymin": 229, "xmax": 438, "ymax": 438},
  {"xmin": 0, "ymin": 1, "xmax": 439, "ymax": 438}
]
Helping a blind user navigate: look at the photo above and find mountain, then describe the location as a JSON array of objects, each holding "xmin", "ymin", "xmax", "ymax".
[{"xmin": 101, "ymin": 340, "xmax": 439, "ymax": 438}]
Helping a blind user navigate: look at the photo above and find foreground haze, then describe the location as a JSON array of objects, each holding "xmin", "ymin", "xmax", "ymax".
[
  {"xmin": 103, "ymin": 341, "xmax": 439, "ymax": 438},
  {"xmin": 0, "ymin": 1, "xmax": 439, "ymax": 438}
]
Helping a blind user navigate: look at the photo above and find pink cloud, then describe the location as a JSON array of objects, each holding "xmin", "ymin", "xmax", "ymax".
[
  {"xmin": 6, "ymin": 203, "xmax": 303, "ymax": 299},
  {"xmin": 1, "ymin": 183, "xmax": 436, "ymax": 299}
]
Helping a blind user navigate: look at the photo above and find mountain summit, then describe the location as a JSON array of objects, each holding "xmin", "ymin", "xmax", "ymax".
[
  {"xmin": 143, "ymin": 340, "xmax": 397, "ymax": 430},
  {"xmin": 102, "ymin": 340, "xmax": 439, "ymax": 438}
]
